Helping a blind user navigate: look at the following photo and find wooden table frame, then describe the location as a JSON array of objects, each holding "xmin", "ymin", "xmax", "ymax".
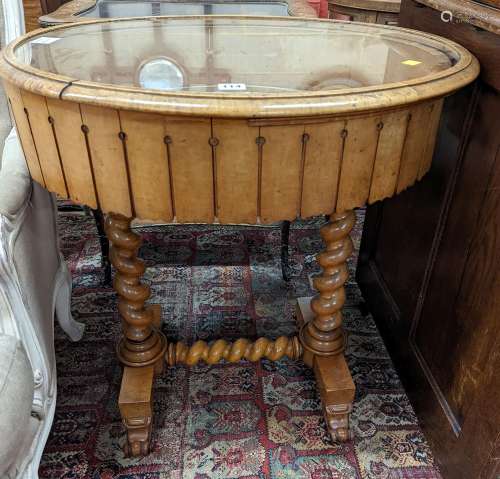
[
  {"xmin": 104, "ymin": 210, "xmax": 356, "ymax": 454},
  {"xmin": 0, "ymin": 15, "xmax": 479, "ymax": 456}
]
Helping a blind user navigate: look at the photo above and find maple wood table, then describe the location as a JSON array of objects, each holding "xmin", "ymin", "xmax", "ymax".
[{"xmin": 0, "ymin": 16, "xmax": 478, "ymax": 456}]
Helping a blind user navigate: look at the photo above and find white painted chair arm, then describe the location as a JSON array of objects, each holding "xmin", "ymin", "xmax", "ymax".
[
  {"xmin": 0, "ymin": 334, "xmax": 35, "ymax": 479},
  {"xmin": 0, "ymin": 129, "xmax": 84, "ymax": 478}
]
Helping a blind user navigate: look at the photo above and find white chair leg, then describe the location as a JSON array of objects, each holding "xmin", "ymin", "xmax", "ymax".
[{"xmin": 54, "ymin": 258, "xmax": 84, "ymax": 342}]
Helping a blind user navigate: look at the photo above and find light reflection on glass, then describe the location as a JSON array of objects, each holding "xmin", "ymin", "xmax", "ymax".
[{"xmin": 138, "ymin": 57, "xmax": 184, "ymax": 91}]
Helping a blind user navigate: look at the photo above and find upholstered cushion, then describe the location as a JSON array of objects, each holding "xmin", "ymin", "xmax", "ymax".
[
  {"xmin": 0, "ymin": 129, "xmax": 31, "ymax": 217},
  {"xmin": 0, "ymin": 334, "xmax": 34, "ymax": 478}
]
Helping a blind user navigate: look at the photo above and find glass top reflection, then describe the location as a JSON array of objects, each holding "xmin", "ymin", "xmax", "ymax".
[
  {"xmin": 15, "ymin": 17, "xmax": 458, "ymax": 94},
  {"xmin": 78, "ymin": 0, "xmax": 290, "ymax": 18}
]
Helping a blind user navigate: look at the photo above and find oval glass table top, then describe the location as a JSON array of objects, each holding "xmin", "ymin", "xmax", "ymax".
[
  {"xmin": 14, "ymin": 17, "xmax": 457, "ymax": 88},
  {"xmin": 77, "ymin": 0, "xmax": 290, "ymax": 17},
  {"xmin": 1, "ymin": 16, "xmax": 479, "ymax": 117},
  {"xmin": 37, "ymin": 0, "xmax": 316, "ymax": 27}
]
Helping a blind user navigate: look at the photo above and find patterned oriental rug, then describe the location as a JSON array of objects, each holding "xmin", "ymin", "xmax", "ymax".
[{"xmin": 39, "ymin": 211, "xmax": 442, "ymax": 479}]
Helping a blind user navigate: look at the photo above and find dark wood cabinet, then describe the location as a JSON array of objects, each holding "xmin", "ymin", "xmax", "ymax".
[{"xmin": 356, "ymin": 1, "xmax": 500, "ymax": 478}]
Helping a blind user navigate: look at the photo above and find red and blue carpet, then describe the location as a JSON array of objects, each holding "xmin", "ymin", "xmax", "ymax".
[{"xmin": 40, "ymin": 212, "xmax": 442, "ymax": 479}]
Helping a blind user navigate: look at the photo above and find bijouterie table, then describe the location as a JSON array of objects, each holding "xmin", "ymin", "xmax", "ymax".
[{"xmin": 0, "ymin": 16, "xmax": 478, "ymax": 456}]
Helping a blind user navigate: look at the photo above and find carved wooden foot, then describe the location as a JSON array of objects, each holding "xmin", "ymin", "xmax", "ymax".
[
  {"xmin": 297, "ymin": 298, "xmax": 355, "ymax": 443},
  {"xmin": 119, "ymin": 365, "xmax": 154, "ymax": 457},
  {"xmin": 315, "ymin": 354, "xmax": 354, "ymax": 442}
]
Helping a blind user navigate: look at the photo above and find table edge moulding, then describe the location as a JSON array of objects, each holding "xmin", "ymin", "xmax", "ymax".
[
  {"xmin": 0, "ymin": 15, "xmax": 479, "ymax": 456},
  {"xmin": 0, "ymin": 17, "xmax": 479, "ymax": 118}
]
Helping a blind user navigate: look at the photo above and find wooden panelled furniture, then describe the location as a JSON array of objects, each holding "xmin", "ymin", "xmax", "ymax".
[
  {"xmin": 328, "ymin": 0, "xmax": 400, "ymax": 25},
  {"xmin": 0, "ymin": 16, "xmax": 478, "ymax": 456},
  {"xmin": 356, "ymin": 1, "xmax": 500, "ymax": 478}
]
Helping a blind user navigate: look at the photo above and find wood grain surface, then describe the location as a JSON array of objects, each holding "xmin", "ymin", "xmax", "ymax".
[{"xmin": 2, "ymin": 81, "xmax": 448, "ymax": 222}]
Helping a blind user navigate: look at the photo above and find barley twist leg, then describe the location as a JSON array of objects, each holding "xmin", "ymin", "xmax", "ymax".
[
  {"xmin": 299, "ymin": 211, "xmax": 356, "ymax": 443},
  {"xmin": 105, "ymin": 213, "xmax": 167, "ymax": 457}
]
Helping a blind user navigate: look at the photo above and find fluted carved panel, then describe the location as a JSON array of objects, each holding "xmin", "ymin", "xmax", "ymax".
[{"xmin": 4, "ymin": 81, "xmax": 443, "ymax": 223}]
